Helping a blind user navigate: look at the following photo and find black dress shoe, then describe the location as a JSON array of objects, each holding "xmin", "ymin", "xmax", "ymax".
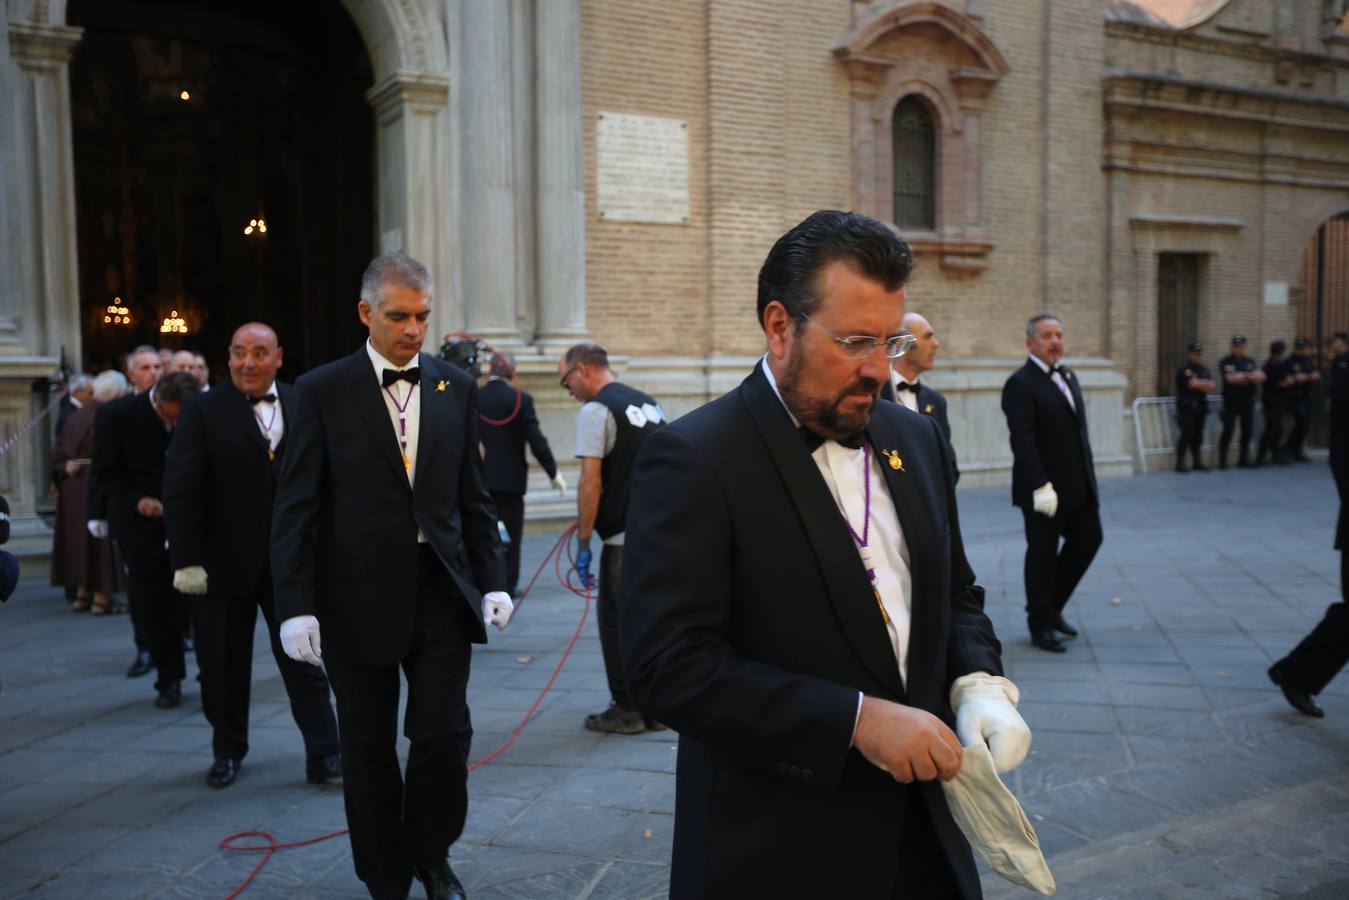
[
  {"xmin": 126, "ymin": 650, "xmax": 154, "ymax": 678},
  {"xmin": 206, "ymin": 756, "xmax": 240, "ymax": 788},
  {"xmin": 1192, "ymin": 464, "xmax": 1211, "ymax": 472},
  {"xmin": 1053, "ymin": 614, "xmax": 1078, "ymax": 638},
  {"xmin": 414, "ymin": 859, "xmax": 466, "ymax": 900},
  {"xmin": 1269, "ymin": 664, "xmax": 1324, "ymax": 718},
  {"xmin": 154, "ymin": 680, "xmax": 181, "ymax": 709},
  {"xmin": 1031, "ymin": 631, "xmax": 1067, "ymax": 653},
  {"xmin": 306, "ymin": 753, "xmax": 343, "ymax": 784}
]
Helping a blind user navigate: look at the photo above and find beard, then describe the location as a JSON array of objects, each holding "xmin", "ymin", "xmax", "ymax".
[{"xmin": 778, "ymin": 349, "xmax": 882, "ymax": 442}]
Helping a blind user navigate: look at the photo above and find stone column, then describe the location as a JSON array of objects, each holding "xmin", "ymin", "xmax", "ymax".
[
  {"xmin": 460, "ymin": 0, "xmax": 525, "ymax": 349},
  {"xmin": 533, "ymin": 0, "xmax": 588, "ymax": 353},
  {"xmin": 366, "ymin": 73, "xmax": 453, "ymax": 345},
  {"xmin": 8, "ymin": 22, "xmax": 83, "ymax": 359}
]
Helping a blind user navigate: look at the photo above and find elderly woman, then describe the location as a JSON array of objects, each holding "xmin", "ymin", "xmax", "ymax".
[{"xmin": 51, "ymin": 370, "xmax": 128, "ymax": 613}]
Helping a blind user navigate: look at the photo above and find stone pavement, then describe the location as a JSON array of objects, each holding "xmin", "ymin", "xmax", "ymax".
[{"xmin": 3, "ymin": 461, "xmax": 1349, "ymax": 899}]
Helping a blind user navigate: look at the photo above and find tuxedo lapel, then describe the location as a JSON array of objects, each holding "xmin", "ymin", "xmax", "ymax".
[
  {"xmin": 740, "ymin": 366, "xmax": 903, "ymax": 698},
  {"xmin": 274, "ymin": 382, "xmax": 295, "ymax": 460},
  {"xmin": 347, "ymin": 348, "xmax": 413, "ymax": 493},
  {"xmin": 865, "ymin": 409, "xmax": 938, "ymax": 689},
  {"xmin": 220, "ymin": 381, "xmax": 270, "ymax": 456},
  {"xmin": 1040, "ymin": 363, "xmax": 1077, "ymax": 418},
  {"xmin": 412, "ymin": 353, "xmax": 442, "ymax": 483}
]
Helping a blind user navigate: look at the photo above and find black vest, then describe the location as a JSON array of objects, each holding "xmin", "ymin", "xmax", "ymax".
[{"xmin": 593, "ymin": 382, "xmax": 665, "ymax": 540}]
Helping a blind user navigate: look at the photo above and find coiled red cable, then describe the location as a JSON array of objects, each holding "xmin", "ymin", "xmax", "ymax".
[{"xmin": 219, "ymin": 524, "xmax": 592, "ymax": 899}]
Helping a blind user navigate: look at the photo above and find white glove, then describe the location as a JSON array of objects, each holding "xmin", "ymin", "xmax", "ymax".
[
  {"xmin": 551, "ymin": 473, "xmax": 567, "ymax": 495},
  {"xmin": 280, "ymin": 615, "xmax": 323, "ymax": 666},
  {"xmin": 86, "ymin": 519, "xmax": 109, "ymax": 539},
  {"xmin": 173, "ymin": 566, "xmax": 208, "ymax": 595},
  {"xmin": 950, "ymin": 672, "xmax": 1032, "ymax": 773},
  {"xmin": 1031, "ymin": 482, "xmax": 1058, "ymax": 518},
  {"xmin": 483, "ymin": 591, "xmax": 515, "ymax": 630}
]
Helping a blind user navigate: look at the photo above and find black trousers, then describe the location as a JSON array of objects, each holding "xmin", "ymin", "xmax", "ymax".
[
  {"xmin": 1175, "ymin": 404, "xmax": 1207, "ymax": 468},
  {"xmin": 324, "ymin": 546, "xmax": 473, "ymax": 897},
  {"xmin": 123, "ymin": 544, "xmax": 187, "ymax": 690},
  {"xmin": 490, "ymin": 490, "xmax": 524, "ymax": 595},
  {"xmin": 192, "ymin": 580, "xmax": 340, "ymax": 763},
  {"xmin": 1275, "ymin": 551, "xmax": 1349, "ymax": 696},
  {"xmin": 1258, "ymin": 402, "xmax": 1285, "ymax": 461},
  {"xmin": 114, "ymin": 538, "xmax": 150, "ymax": 651},
  {"xmin": 598, "ymin": 543, "xmax": 633, "ymax": 710},
  {"xmin": 1022, "ymin": 502, "xmax": 1103, "ymax": 635},
  {"xmin": 1285, "ymin": 396, "xmax": 1311, "ymax": 458},
  {"xmin": 893, "ymin": 787, "xmax": 965, "ymax": 899},
  {"xmin": 1218, "ymin": 399, "xmax": 1254, "ymax": 464}
]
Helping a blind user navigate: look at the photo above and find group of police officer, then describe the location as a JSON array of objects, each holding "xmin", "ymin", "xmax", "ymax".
[{"xmin": 1174, "ymin": 333, "xmax": 1347, "ymax": 472}]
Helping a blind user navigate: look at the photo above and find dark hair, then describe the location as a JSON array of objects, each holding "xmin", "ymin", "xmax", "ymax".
[
  {"xmin": 756, "ymin": 211, "xmax": 914, "ymax": 328},
  {"xmin": 155, "ymin": 371, "xmax": 200, "ymax": 404},
  {"xmin": 563, "ymin": 342, "xmax": 609, "ymax": 370},
  {"xmin": 1026, "ymin": 313, "xmax": 1063, "ymax": 339},
  {"xmin": 1270, "ymin": 340, "xmax": 1287, "ymax": 354}
]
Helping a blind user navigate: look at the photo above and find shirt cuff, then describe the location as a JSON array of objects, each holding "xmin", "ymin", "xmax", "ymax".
[{"xmin": 850, "ymin": 691, "xmax": 864, "ymax": 747}]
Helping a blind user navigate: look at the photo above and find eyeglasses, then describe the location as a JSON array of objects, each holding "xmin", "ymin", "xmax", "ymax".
[
  {"xmin": 559, "ymin": 364, "xmax": 579, "ymax": 388},
  {"xmin": 799, "ymin": 315, "xmax": 917, "ymax": 359}
]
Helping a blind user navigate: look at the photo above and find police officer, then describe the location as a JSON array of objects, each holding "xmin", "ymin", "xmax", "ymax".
[
  {"xmin": 1175, "ymin": 341, "xmax": 1217, "ymax": 473},
  {"xmin": 1217, "ymin": 335, "xmax": 1264, "ymax": 468},
  {"xmin": 1283, "ymin": 336, "xmax": 1321, "ymax": 462},
  {"xmin": 1256, "ymin": 340, "xmax": 1292, "ymax": 465}
]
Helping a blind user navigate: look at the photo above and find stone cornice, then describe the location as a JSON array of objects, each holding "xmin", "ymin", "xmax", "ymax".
[
  {"xmin": 8, "ymin": 22, "xmax": 82, "ymax": 70},
  {"xmin": 1105, "ymin": 19, "xmax": 1349, "ymax": 71},
  {"xmin": 1128, "ymin": 214, "xmax": 1245, "ymax": 232},
  {"xmin": 365, "ymin": 72, "xmax": 450, "ymax": 124}
]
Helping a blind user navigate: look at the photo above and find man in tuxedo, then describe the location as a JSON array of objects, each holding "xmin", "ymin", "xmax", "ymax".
[
  {"xmin": 89, "ymin": 371, "xmax": 199, "ymax": 706},
  {"xmin": 163, "ymin": 323, "xmax": 341, "ymax": 790},
  {"xmin": 880, "ymin": 311, "xmax": 959, "ymax": 483},
  {"xmin": 1001, "ymin": 314, "xmax": 1102, "ymax": 653},
  {"xmin": 272, "ymin": 252, "xmax": 514, "ymax": 900},
  {"xmin": 478, "ymin": 353, "xmax": 565, "ymax": 595},
  {"xmin": 126, "ymin": 345, "xmax": 163, "ymax": 394},
  {"xmin": 621, "ymin": 211, "xmax": 1029, "ymax": 898}
]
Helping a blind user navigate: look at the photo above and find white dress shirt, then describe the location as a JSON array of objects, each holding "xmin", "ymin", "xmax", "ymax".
[
  {"xmin": 890, "ymin": 370, "xmax": 920, "ymax": 412},
  {"xmin": 250, "ymin": 381, "xmax": 284, "ymax": 452},
  {"xmin": 366, "ymin": 340, "xmax": 421, "ymax": 488},
  {"xmin": 761, "ymin": 358, "xmax": 913, "ymax": 684},
  {"xmin": 1028, "ymin": 354, "xmax": 1074, "ymax": 412}
]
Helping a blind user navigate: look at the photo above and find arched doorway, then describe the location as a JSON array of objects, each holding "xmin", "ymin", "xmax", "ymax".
[{"xmin": 67, "ymin": 0, "xmax": 375, "ymax": 376}]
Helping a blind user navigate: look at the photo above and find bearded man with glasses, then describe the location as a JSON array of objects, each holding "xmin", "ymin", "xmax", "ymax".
[{"xmin": 619, "ymin": 210, "xmax": 1027, "ymax": 899}]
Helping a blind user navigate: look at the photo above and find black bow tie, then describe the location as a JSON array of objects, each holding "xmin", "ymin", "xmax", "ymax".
[
  {"xmin": 247, "ymin": 393, "xmax": 276, "ymax": 405},
  {"xmin": 798, "ymin": 424, "xmax": 865, "ymax": 453},
  {"xmin": 895, "ymin": 380, "xmax": 919, "ymax": 393},
  {"xmin": 1049, "ymin": 364, "xmax": 1063, "ymax": 376},
  {"xmin": 382, "ymin": 367, "xmax": 420, "ymax": 388}
]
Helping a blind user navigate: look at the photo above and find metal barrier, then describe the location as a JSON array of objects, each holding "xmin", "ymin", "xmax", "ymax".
[{"xmin": 1131, "ymin": 395, "xmax": 1267, "ymax": 473}]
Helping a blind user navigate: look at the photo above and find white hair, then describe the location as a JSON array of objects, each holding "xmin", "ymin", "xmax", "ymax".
[
  {"xmin": 68, "ymin": 374, "xmax": 93, "ymax": 393},
  {"xmin": 92, "ymin": 370, "xmax": 128, "ymax": 402},
  {"xmin": 359, "ymin": 252, "xmax": 432, "ymax": 310}
]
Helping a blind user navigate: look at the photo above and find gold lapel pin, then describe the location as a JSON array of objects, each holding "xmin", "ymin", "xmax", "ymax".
[
  {"xmin": 436, "ymin": 380, "xmax": 448, "ymax": 392},
  {"xmin": 881, "ymin": 449, "xmax": 904, "ymax": 472},
  {"xmin": 923, "ymin": 402, "xmax": 933, "ymax": 414}
]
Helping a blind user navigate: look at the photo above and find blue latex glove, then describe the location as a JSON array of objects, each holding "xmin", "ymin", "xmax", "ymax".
[{"xmin": 576, "ymin": 547, "xmax": 593, "ymax": 589}]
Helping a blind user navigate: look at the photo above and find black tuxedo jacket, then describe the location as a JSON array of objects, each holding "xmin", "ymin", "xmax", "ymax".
[
  {"xmin": 163, "ymin": 380, "xmax": 294, "ymax": 599},
  {"xmin": 478, "ymin": 379, "xmax": 558, "ymax": 495},
  {"xmin": 620, "ymin": 364, "xmax": 1001, "ymax": 899},
  {"xmin": 881, "ymin": 376, "xmax": 960, "ymax": 483},
  {"xmin": 270, "ymin": 347, "xmax": 505, "ymax": 665},
  {"xmin": 89, "ymin": 391, "xmax": 171, "ymax": 561},
  {"xmin": 1001, "ymin": 359, "xmax": 1096, "ymax": 509}
]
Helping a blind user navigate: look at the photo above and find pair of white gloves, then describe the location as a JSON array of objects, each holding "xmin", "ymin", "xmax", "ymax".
[{"xmin": 169, "ymin": 565, "xmax": 515, "ymax": 667}]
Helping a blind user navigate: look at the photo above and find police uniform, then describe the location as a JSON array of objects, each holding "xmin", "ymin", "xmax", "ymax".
[
  {"xmin": 1256, "ymin": 342, "xmax": 1289, "ymax": 465},
  {"xmin": 1284, "ymin": 337, "xmax": 1318, "ymax": 462},
  {"xmin": 1175, "ymin": 343, "xmax": 1212, "ymax": 472},
  {"xmin": 1217, "ymin": 336, "xmax": 1258, "ymax": 468}
]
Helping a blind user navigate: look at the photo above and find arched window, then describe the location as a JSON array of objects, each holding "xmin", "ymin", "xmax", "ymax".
[{"xmin": 892, "ymin": 96, "xmax": 935, "ymax": 231}]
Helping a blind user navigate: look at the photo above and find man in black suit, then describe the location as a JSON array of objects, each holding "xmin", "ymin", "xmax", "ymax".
[
  {"xmin": 880, "ymin": 311, "xmax": 959, "ymax": 482},
  {"xmin": 478, "ymin": 353, "xmax": 564, "ymax": 595},
  {"xmin": 1001, "ymin": 313, "xmax": 1102, "ymax": 653},
  {"xmin": 272, "ymin": 252, "xmax": 513, "ymax": 900},
  {"xmin": 163, "ymin": 323, "xmax": 341, "ymax": 790},
  {"xmin": 621, "ymin": 211, "xmax": 1029, "ymax": 898},
  {"xmin": 89, "ymin": 371, "xmax": 199, "ymax": 706}
]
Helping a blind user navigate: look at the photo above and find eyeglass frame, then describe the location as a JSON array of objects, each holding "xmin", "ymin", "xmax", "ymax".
[
  {"xmin": 797, "ymin": 314, "xmax": 917, "ymax": 359},
  {"xmin": 559, "ymin": 363, "xmax": 580, "ymax": 388}
]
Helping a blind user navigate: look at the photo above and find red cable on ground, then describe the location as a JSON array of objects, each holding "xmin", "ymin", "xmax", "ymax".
[{"xmin": 219, "ymin": 525, "xmax": 591, "ymax": 899}]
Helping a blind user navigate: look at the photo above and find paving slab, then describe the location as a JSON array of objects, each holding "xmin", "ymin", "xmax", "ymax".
[{"xmin": 3, "ymin": 462, "xmax": 1348, "ymax": 897}]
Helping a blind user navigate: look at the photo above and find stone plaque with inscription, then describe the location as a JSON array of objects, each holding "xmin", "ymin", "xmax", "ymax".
[{"xmin": 596, "ymin": 112, "xmax": 689, "ymax": 224}]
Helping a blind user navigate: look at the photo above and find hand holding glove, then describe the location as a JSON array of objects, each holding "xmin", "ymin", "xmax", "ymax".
[
  {"xmin": 86, "ymin": 519, "xmax": 109, "ymax": 539},
  {"xmin": 950, "ymin": 672, "xmax": 1032, "ymax": 773},
  {"xmin": 575, "ymin": 542, "xmax": 593, "ymax": 589},
  {"xmin": 551, "ymin": 473, "xmax": 567, "ymax": 495},
  {"xmin": 1031, "ymin": 482, "xmax": 1058, "ymax": 518},
  {"xmin": 173, "ymin": 566, "xmax": 208, "ymax": 595},
  {"xmin": 280, "ymin": 615, "xmax": 323, "ymax": 667},
  {"xmin": 483, "ymin": 591, "xmax": 515, "ymax": 630}
]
